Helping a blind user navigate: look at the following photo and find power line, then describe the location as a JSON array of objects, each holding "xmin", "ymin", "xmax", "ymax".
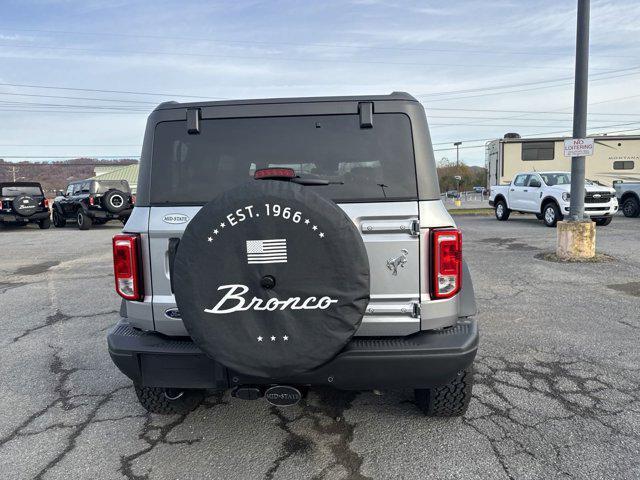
[
  {"xmin": 4, "ymin": 26, "xmax": 637, "ymax": 58},
  {"xmin": 418, "ymin": 64, "xmax": 640, "ymax": 98},
  {"xmin": 0, "ymin": 91, "xmax": 158, "ymax": 104},
  {"xmin": 0, "ymin": 42, "xmax": 619, "ymax": 71},
  {"xmin": 426, "ymin": 107, "xmax": 640, "ymax": 116},
  {"xmin": 0, "ymin": 82, "xmax": 219, "ymax": 99}
]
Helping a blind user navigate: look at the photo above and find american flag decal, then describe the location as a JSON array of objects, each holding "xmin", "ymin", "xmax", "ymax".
[{"xmin": 246, "ymin": 239, "xmax": 288, "ymax": 264}]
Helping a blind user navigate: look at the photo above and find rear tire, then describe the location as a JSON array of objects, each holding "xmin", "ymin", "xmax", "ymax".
[
  {"xmin": 415, "ymin": 369, "xmax": 473, "ymax": 417},
  {"xmin": 77, "ymin": 210, "xmax": 92, "ymax": 230},
  {"xmin": 39, "ymin": 217, "xmax": 51, "ymax": 229},
  {"xmin": 134, "ymin": 386, "xmax": 205, "ymax": 414},
  {"xmin": 53, "ymin": 210, "xmax": 66, "ymax": 228},
  {"xmin": 593, "ymin": 217, "xmax": 613, "ymax": 226},
  {"xmin": 495, "ymin": 200, "xmax": 510, "ymax": 221},
  {"xmin": 622, "ymin": 196, "xmax": 640, "ymax": 218},
  {"xmin": 542, "ymin": 202, "xmax": 562, "ymax": 227}
]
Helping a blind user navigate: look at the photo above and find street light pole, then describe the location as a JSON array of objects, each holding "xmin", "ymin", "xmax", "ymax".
[
  {"xmin": 454, "ymin": 142, "xmax": 462, "ymax": 167},
  {"xmin": 568, "ymin": 0, "xmax": 590, "ymax": 221}
]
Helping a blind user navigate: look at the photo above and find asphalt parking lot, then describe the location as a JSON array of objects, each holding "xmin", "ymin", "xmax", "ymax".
[{"xmin": 1, "ymin": 215, "xmax": 639, "ymax": 480}]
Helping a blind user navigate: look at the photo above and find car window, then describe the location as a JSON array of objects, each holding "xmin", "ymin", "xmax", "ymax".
[
  {"xmin": 150, "ymin": 114, "xmax": 417, "ymax": 204},
  {"xmin": 513, "ymin": 175, "xmax": 529, "ymax": 186},
  {"xmin": 1, "ymin": 185, "xmax": 43, "ymax": 196},
  {"xmin": 540, "ymin": 173, "xmax": 571, "ymax": 186},
  {"xmin": 80, "ymin": 182, "xmax": 91, "ymax": 193},
  {"xmin": 72, "ymin": 184, "xmax": 83, "ymax": 195},
  {"xmin": 65, "ymin": 185, "xmax": 74, "ymax": 195},
  {"xmin": 527, "ymin": 175, "xmax": 541, "ymax": 186}
]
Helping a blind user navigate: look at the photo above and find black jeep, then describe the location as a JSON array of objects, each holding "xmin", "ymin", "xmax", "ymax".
[
  {"xmin": 0, "ymin": 182, "xmax": 51, "ymax": 229},
  {"xmin": 52, "ymin": 179, "xmax": 134, "ymax": 230}
]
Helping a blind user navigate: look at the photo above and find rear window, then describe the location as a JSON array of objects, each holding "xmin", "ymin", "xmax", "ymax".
[
  {"xmin": 150, "ymin": 114, "xmax": 417, "ymax": 204},
  {"xmin": 2, "ymin": 185, "xmax": 42, "ymax": 196},
  {"xmin": 93, "ymin": 180, "xmax": 130, "ymax": 194}
]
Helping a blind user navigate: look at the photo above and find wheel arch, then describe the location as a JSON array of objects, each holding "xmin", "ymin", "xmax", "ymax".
[
  {"xmin": 540, "ymin": 196, "xmax": 560, "ymax": 213},
  {"xmin": 621, "ymin": 191, "xmax": 640, "ymax": 203}
]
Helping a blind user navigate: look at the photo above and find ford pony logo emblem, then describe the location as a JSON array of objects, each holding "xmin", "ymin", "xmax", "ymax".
[
  {"xmin": 593, "ymin": 194, "xmax": 601, "ymax": 198},
  {"xmin": 162, "ymin": 213, "xmax": 189, "ymax": 224}
]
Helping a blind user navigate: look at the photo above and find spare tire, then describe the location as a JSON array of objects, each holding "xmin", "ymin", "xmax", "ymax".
[
  {"xmin": 102, "ymin": 189, "xmax": 127, "ymax": 213},
  {"xmin": 173, "ymin": 180, "xmax": 370, "ymax": 378},
  {"xmin": 12, "ymin": 196, "xmax": 39, "ymax": 217}
]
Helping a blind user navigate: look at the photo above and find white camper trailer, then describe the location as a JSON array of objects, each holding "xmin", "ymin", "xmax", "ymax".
[{"xmin": 486, "ymin": 134, "xmax": 640, "ymax": 187}]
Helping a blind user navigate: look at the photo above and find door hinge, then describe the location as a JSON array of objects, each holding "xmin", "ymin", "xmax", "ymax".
[
  {"xmin": 412, "ymin": 302, "xmax": 421, "ymax": 318},
  {"xmin": 410, "ymin": 219, "xmax": 420, "ymax": 236}
]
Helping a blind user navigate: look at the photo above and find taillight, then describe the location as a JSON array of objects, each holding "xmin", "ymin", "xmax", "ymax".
[
  {"xmin": 254, "ymin": 167, "xmax": 296, "ymax": 179},
  {"xmin": 89, "ymin": 196, "xmax": 94, "ymax": 206},
  {"xmin": 0, "ymin": 200, "xmax": 3, "ymax": 210},
  {"xmin": 43, "ymin": 198, "xmax": 49, "ymax": 209},
  {"xmin": 131, "ymin": 195, "xmax": 136, "ymax": 204},
  {"xmin": 112, "ymin": 234, "xmax": 143, "ymax": 301},
  {"xmin": 431, "ymin": 229, "xmax": 462, "ymax": 299}
]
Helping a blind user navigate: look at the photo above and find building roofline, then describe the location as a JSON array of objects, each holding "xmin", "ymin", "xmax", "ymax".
[{"xmin": 500, "ymin": 134, "xmax": 640, "ymax": 143}]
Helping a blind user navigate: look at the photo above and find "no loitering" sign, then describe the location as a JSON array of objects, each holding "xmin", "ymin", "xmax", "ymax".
[{"xmin": 563, "ymin": 138, "xmax": 594, "ymax": 157}]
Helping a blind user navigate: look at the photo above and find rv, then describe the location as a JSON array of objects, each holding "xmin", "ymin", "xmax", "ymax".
[{"xmin": 486, "ymin": 134, "xmax": 640, "ymax": 187}]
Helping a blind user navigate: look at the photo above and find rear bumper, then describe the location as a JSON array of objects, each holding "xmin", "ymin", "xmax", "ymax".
[
  {"xmin": 87, "ymin": 208, "xmax": 132, "ymax": 219},
  {"xmin": 107, "ymin": 318, "xmax": 479, "ymax": 390},
  {"xmin": 0, "ymin": 211, "xmax": 49, "ymax": 222}
]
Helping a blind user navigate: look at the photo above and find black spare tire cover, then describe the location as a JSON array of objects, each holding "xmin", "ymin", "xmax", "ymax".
[
  {"xmin": 103, "ymin": 189, "xmax": 127, "ymax": 213},
  {"xmin": 12, "ymin": 195, "xmax": 39, "ymax": 217},
  {"xmin": 173, "ymin": 180, "xmax": 370, "ymax": 378}
]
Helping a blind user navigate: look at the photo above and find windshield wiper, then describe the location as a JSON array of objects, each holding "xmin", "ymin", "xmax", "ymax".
[{"xmin": 290, "ymin": 178, "xmax": 344, "ymax": 186}]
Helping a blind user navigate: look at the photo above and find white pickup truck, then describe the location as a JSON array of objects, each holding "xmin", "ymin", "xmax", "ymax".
[
  {"xmin": 613, "ymin": 181, "xmax": 640, "ymax": 218},
  {"xmin": 489, "ymin": 171, "xmax": 618, "ymax": 227}
]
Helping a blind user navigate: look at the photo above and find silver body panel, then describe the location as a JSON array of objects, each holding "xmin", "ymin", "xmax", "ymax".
[{"xmin": 123, "ymin": 199, "xmax": 460, "ymax": 337}]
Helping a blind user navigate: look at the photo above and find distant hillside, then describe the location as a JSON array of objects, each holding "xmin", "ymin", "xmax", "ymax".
[{"xmin": 0, "ymin": 159, "xmax": 138, "ymax": 194}]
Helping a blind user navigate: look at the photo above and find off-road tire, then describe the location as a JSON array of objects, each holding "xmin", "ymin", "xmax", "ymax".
[
  {"xmin": 542, "ymin": 202, "xmax": 562, "ymax": 227},
  {"xmin": 134, "ymin": 386, "xmax": 205, "ymax": 415},
  {"xmin": 415, "ymin": 369, "xmax": 473, "ymax": 417},
  {"xmin": 622, "ymin": 196, "xmax": 640, "ymax": 218},
  {"xmin": 495, "ymin": 200, "xmax": 510, "ymax": 221},
  {"xmin": 593, "ymin": 217, "xmax": 613, "ymax": 226},
  {"xmin": 103, "ymin": 189, "xmax": 128, "ymax": 214},
  {"xmin": 77, "ymin": 210, "xmax": 92, "ymax": 230},
  {"xmin": 53, "ymin": 210, "xmax": 66, "ymax": 228},
  {"xmin": 39, "ymin": 217, "xmax": 51, "ymax": 229}
]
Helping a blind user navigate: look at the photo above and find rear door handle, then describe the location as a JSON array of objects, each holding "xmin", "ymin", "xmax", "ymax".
[
  {"xmin": 523, "ymin": 189, "xmax": 528, "ymax": 192},
  {"xmin": 510, "ymin": 188, "xmax": 515, "ymax": 191}
]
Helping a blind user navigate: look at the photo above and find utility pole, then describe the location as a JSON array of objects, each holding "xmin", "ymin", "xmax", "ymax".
[
  {"xmin": 454, "ymin": 142, "xmax": 462, "ymax": 167},
  {"xmin": 568, "ymin": 0, "xmax": 589, "ymax": 221},
  {"xmin": 557, "ymin": 0, "xmax": 595, "ymax": 260},
  {"xmin": 11, "ymin": 165, "xmax": 18, "ymax": 182}
]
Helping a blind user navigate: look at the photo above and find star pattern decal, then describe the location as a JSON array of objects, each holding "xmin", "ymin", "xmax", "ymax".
[
  {"xmin": 319, "ymin": 232, "xmax": 324, "ymax": 238},
  {"xmin": 270, "ymin": 335, "xmax": 276, "ymax": 341},
  {"xmin": 207, "ymin": 237, "xmax": 213, "ymax": 242},
  {"xmin": 304, "ymin": 219, "xmax": 310, "ymax": 224},
  {"xmin": 213, "ymin": 229, "xmax": 219, "ymax": 235},
  {"xmin": 257, "ymin": 336, "xmax": 263, "ymax": 342},
  {"xmin": 220, "ymin": 222, "xmax": 226, "ymax": 228},
  {"xmin": 283, "ymin": 335, "xmax": 289, "ymax": 341},
  {"xmin": 312, "ymin": 225, "xmax": 318, "ymax": 231}
]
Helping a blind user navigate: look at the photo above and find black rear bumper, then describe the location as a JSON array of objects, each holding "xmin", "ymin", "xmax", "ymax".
[
  {"xmin": 107, "ymin": 318, "xmax": 478, "ymax": 390},
  {"xmin": 0, "ymin": 211, "xmax": 49, "ymax": 223},
  {"xmin": 87, "ymin": 207, "xmax": 132, "ymax": 220}
]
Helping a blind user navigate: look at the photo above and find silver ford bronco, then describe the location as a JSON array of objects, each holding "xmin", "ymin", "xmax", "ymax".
[{"xmin": 107, "ymin": 92, "xmax": 478, "ymax": 416}]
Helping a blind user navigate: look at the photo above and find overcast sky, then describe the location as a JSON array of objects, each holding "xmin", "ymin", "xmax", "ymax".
[{"xmin": 1, "ymin": 0, "xmax": 639, "ymax": 166}]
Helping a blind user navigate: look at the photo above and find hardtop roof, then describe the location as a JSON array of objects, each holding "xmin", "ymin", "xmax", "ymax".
[
  {"xmin": 153, "ymin": 92, "xmax": 418, "ymax": 111},
  {"xmin": 0, "ymin": 181, "xmax": 42, "ymax": 188}
]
